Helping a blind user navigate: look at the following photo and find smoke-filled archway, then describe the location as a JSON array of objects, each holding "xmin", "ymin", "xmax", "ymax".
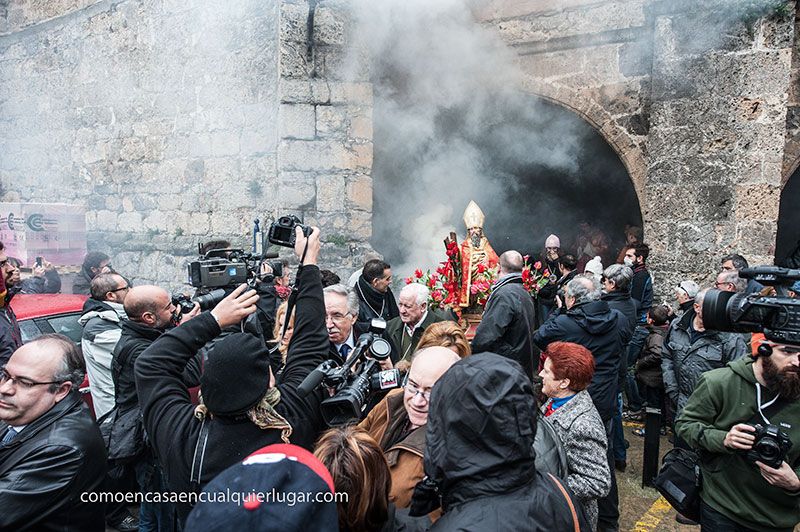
[
  {"xmin": 371, "ymin": 97, "xmax": 643, "ymax": 272},
  {"xmin": 776, "ymin": 167, "xmax": 800, "ymax": 266}
]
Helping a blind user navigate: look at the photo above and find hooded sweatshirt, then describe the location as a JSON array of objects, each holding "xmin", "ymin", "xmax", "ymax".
[
  {"xmin": 534, "ymin": 300, "xmax": 631, "ymax": 421},
  {"xmin": 676, "ymin": 358, "xmax": 800, "ymax": 531},
  {"xmin": 422, "ymin": 353, "xmax": 589, "ymax": 531}
]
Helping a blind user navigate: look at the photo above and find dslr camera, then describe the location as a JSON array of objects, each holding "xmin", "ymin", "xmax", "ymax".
[
  {"xmin": 297, "ymin": 319, "xmax": 401, "ymax": 426},
  {"xmin": 172, "ymin": 289, "xmax": 226, "ymax": 314},
  {"xmin": 268, "ymin": 215, "xmax": 312, "ymax": 248},
  {"xmin": 703, "ymin": 267, "xmax": 800, "ymax": 345},
  {"xmin": 746, "ymin": 423, "xmax": 793, "ymax": 469}
]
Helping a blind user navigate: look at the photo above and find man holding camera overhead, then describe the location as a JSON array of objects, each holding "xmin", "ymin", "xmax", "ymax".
[
  {"xmin": 134, "ymin": 226, "xmax": 329, "ymax": 523},
  {"xmin": 676, "ymin": 337, "xmax": 800, "ymax": 531}
]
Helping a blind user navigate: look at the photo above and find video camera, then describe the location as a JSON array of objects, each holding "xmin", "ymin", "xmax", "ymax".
[
  {"xmin": 703, "ymin": 266, "xmax": 800, "ymax": 346},
  {"xmin": 297, "ymin": 319, "xmax": 402, "ymax": 426},
  {"xmin": 187, "ymin": 246, "xmax": 280, "ymax": 290}
]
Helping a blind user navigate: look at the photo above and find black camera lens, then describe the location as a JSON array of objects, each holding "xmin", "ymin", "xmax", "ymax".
[{"xmin": 702, "ymin": 289, "xmax": 737, "ymax": 331}]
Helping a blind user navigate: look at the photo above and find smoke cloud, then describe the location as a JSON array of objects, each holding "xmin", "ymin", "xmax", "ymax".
[{"xmin": 344, "ymin": 0, "xmax": 639, "ymax": 276}]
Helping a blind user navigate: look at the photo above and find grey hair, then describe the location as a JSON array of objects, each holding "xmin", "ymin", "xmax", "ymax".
[
  {"xmin": 718, "ymin": 270, "xmax": 746, "ymax": 292},
  {"xmin": 603, "ymin": 264, "xmax": 634, "ymax": 292},
  {"xmin": 323, "ymin": 283, "xmax": 360, "ymax": 316},
  {"xmin": 27, "ymin": 334, "xmax": 85, "ymax": 391},
  {"xmin": 566, "ymin": 274, "xmax": 602, "ymax": 305},
  {"xmin": 400, "ymin": 282, "xmax": 429, "ymax": 306},
  {"xmin": 695, "ymin": 288, "xmax": 709, "ymax": 309}
]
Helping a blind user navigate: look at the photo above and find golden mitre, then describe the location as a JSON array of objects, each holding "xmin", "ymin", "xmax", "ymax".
[{"xmin": 463, "ymin": 200, "xmax": 485, "ymax": 229}]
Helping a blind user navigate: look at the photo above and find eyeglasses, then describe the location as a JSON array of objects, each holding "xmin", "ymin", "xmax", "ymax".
[
  {"xmin": 0, "ymin": 368, "xmax": 65, "ymax": 390},
  {"xmin": 0, "ymin": 260, "xmax": 9, "ymax": 268},
  {"xmin": 404, "ymin": 380, "xmax": 432, "ymax": 402},
  {"xmin": 109, "ymin": 284, "xmax": 131, "ymax": 293},
  {"xmin": 325, "ymin": 312, "xmax": 351, "ymax": 324}
]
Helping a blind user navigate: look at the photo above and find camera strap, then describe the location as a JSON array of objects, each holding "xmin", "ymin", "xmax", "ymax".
[{"xmin": 280, "ymin": 238, "xmax": 309, "ymax": 340}]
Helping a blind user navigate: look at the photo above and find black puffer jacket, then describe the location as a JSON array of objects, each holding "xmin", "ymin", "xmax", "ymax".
[
  {"xmin": 422, "ymin": 354, "xmax": 589, "ymax": 531},
  {"xmin": 0, "ymin": 393, "xmax": 106, "ymax": 531},
  {"xmin": 471, "ymin": 274, "xmax": 537, "ymax": 380},
  {"xmin": 533, "ymin": 300, "xmax": 631, "ymax": 422}
]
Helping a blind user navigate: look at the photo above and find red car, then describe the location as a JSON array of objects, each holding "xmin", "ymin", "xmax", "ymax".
[
  {"xmin": 11, "ymin": 293, "xmax": 200, "ymax": 413},
  {"xmin": 11, "ymin": 294, "xmax": 95, "ymax": 414}
]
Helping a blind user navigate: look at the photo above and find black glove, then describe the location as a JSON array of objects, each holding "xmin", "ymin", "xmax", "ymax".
[{"xmin": 409, "ymin": 476, "xmax": 442, "ymax": 517}]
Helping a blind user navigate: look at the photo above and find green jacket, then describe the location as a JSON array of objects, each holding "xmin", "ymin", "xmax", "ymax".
[{"xmin": 676, "ymin": 357, "xmax": 800, "ymax": 531}]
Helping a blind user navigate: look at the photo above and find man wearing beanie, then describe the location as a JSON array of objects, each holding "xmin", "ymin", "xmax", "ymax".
[{"xmin": 135, "ymin": 227, "xmax": 330, "ymax": 523}]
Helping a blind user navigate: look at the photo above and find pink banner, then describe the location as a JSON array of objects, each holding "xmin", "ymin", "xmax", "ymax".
[{"xmin": 0, "ymin": 203, "xmax": 86, "ymax": 267}]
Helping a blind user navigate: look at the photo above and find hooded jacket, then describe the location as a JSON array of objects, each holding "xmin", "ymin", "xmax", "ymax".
[
  {"xmin": 676, "ymin": 358, "xmax": 800, "ymax": 531},
  {"xmin": 79, "ymin": 298, "xmax": 126, "ymax": 418},
  {"xmin": 0, "ymin": 392, "xmax": 106, "ymax": 531},
  {"xmin": 661, "ymin": 308, "xmax": 747, "ymax": 414},
  {"xmin": 422, "ymin": 353, "xmax": 589, "ymax": 531},
  {"xmin": 533, "ymin": 300, "xmax": 631, "ymax": 421},
  {"xmin": 134, "ymin": 265, "xmax": 329, "ymax": 519},
  {"xmin": 472, "ymin": 273, "xmax": 537, "ymax": 380}
]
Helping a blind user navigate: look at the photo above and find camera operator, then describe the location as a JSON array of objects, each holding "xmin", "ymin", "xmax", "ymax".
[
  {"xmin": 676, "ymin": 339, "xmax": 800, "ymax": 531},
  {"xmin": 134, "ymin": 227, "xmax": 329, "ymax": 522}
]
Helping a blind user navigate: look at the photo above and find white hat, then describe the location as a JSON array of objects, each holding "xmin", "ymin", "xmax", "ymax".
[
  {"xmin": 677, "ymin": 280, "xmax": 700, "ymax": 299},
  {"xmin": 545, "ymin": 234, "xmax": 560, "ymax": 248},
  {"xmin": 584, "ymin": 256, "xmax": 604, "ymax": 276}
]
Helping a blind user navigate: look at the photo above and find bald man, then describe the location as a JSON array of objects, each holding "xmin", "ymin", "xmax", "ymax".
[
  {"xmin": 359, "ymin": 346, "xmax": 460, "ymax": 510},
  {"xmin": 110, "ymin": 286, "xmax": 200, "ymax": 528},
  {"xmin": 472, "ymin": 250, "xmax": 538, "ymax": 380}
]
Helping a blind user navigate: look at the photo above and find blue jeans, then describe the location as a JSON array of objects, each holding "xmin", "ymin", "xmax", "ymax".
[
  {"xmin": 135, "ymin": 455, "xmax": 178, "ymax": 532},
  {"xmin": 624, "ymin": 326, "xmax": 648, "ymax": 411},
  {"xmin": 611, "ymin": 393, "xmax": 626, "ymax": 462}
]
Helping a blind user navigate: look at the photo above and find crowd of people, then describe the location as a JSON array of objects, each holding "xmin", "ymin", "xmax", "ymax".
[{"xmin": 0, "ymin": 225, "xmax": 799, "ymax": 532}]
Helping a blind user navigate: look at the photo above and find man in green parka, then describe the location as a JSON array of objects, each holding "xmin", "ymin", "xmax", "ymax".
[{"xmin": 676, "ymin": 340, "xmax": 800, "ymax": 531}]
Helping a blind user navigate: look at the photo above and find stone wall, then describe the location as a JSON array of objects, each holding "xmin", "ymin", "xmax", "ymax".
[
  {"xmin": 479, "ymin": 0, "xmax": 797, "ymax": 297},
  {"xmin": 0, "ymin": 0, "xmax": 374, "ymax": 289},
  {"xmin": 645, "ymin": 1, "xmax": 795, "ymax": 291},
  {"xmin": 1, "ymin": 0, "xmax": 798, "ymax": 297}
]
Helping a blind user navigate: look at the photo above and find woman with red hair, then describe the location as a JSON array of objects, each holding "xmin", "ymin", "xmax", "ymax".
[{"xmin": 539, "ymin": 341, "xmax": 611, "ymax": 531}]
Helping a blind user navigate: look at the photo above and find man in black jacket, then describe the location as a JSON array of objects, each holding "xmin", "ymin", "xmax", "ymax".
[
  {"xmin": 472, "ymin": 251, "xmax": 537, "ymax": 380},
  {"xmin": 533, "ymin": 274, "xmax": 631, "ymax": 532},
  {"xmin": 72, "ymin": 251, "xmax": 111, "ymax": 295},
  {"xmin": 412, "ymin": 353, "xmax": 589, "ymax": 530},
  {"xmin": 112, "ymin": 285, "xmax": 201, "ymax": 531},
  {"xmin": 0, "ymin": 334, "xmax": 106, "ymax": 531},
  {"xmin": 134, "ymin": 226, "xmax": 329, "ymax": 521},
  {"xmin": 354, "ymin": 259, "xmax": 399, "ymax": 329}
]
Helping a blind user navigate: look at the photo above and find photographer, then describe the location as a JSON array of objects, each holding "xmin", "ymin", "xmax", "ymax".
[
  {"xmin": 675, "ymin": 340, "xmax": 800, "ymax": 531},
  {"xmin": 134, "ymin": 227, "xmax": 328, "ymax": 521}
]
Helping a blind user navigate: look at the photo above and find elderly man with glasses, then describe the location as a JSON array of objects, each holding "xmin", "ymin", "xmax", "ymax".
[
  {"xmin": 0, "ymin": 334, "xmax": 106, "ymax": 531},
  {"xmin": 359, "ymin": 346, "xmax": 459, "ymax": 513}
]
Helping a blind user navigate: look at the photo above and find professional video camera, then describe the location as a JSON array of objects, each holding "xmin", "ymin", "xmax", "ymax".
[
  {"xmin": 297, "ymin": 319, "xmax": 402, "ymax": 426},
  {"xmin": 703, "ymin": 266, "xmax": 800, "ymax": 345}
]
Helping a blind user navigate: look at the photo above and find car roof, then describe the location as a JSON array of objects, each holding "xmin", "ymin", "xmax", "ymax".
[{"xmin": 10, "ymin": 294, "xmax": 88, "ymax": 320}]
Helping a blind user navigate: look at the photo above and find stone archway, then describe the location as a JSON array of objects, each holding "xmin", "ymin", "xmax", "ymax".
[
  {"xmin": 371, "ymin": 90, "xmax": 643, "ymax": 271},
  {"xmin": 520, "ymin": 79, "xmax": 649, "ymax": 207}
]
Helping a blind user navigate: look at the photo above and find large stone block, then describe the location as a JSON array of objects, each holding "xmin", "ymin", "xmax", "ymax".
[
  {"xmin": 279, "ymin": 103, "xmax": 316, "ymax": 139},
  {"xmin": 316, "ymin": 174, "xmax": 346, "ymax": 211}
]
